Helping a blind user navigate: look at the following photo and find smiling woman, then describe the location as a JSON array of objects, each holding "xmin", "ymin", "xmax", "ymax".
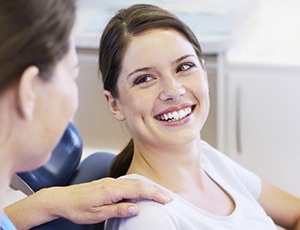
[
  {"xmin": 99, "ymin": 4, "xmax": 300, "ymax": 230},
  {"xmin": 105, "ymin": 27, "xmax": 209, "ymax": 136}
]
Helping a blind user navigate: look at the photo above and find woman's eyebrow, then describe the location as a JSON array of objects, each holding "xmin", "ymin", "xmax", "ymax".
[
  {"xmin": 175, "ymin": 54, "xmax": 196, "ymax": 63},
  {"xmin": 127, "ymin": 54, "xmax": 196, "ymax": 78},
  {"xmin": 127, "ymin": 66, "xmax": 152, "ymax": 78}
]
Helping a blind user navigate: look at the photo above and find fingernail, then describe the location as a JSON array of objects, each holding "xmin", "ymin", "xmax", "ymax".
[
  {"xmin": 128, "ymin": 206, "xmax": 139, "ymax": 215},
  {"xmin": 163, "ymin": 194, "xmax": 173, "ymax": 202}
]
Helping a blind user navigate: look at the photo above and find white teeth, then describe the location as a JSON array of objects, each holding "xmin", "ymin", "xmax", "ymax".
[
  {"xmin": 173, "ymin": 111, "xmax": 179, "ymax": 120},
  {"xmin": 164, "ymin": 113, "xmax": 169, "ymax": 120},
  {"xmin": 179, "ymin": 109, "xmax": 185, "ymax": 118},
  {"xmin": 158, "ymin": 107, "xmax": 192, "ymax": 122}
]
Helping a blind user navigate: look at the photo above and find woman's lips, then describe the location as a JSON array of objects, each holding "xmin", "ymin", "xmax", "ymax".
[{"xmin": 155, "ymin": 105, "xmax": 195, "ymax": 122}]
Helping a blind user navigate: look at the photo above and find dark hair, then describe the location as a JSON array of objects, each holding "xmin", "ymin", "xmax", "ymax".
[
  {"xmin": 0, "ymin": 0, "xmax": 76, "ymax": 94},
  {"xmin": 99, "ymin": 4, "xmax": 204, "ymax": 178}
]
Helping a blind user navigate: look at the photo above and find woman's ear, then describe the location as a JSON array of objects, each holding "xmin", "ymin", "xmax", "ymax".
[
  {"xmin": 104, "ymin": 90, "xmax": 125, "ymax": 121},
  {"xmin": 17, "ymin": 66, "xmax": 39, "ymax": 119}
]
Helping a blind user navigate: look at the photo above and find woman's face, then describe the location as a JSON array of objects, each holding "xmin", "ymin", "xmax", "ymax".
[
  {"xmin": 20, "ymin": 33, "xmax": 79, "ymax": 171},
  {"xmin": 107, "ymin": 29, "xmax": 209, "ymax": 149}
]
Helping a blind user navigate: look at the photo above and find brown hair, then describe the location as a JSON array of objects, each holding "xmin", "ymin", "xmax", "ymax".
[
  {"xmin": 99, "ymin": 4, "xmax": 204, "ymax": 178},
  {"xmin": 0, "ymin": 0, "xmax": 76, "ymax": 94}
]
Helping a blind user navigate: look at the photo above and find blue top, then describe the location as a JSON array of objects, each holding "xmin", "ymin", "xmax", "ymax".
[{"xmin": 1, "ymin": 213, "xmax": 17, "ymax": 230}]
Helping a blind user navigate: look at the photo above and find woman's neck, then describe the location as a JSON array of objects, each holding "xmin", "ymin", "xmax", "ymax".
[
  {"xmin": 127, "ymin": 139, "xmax": 205, "ymax": 193},
  {"xmin": 0, "ymin": 154, "xmax": 14, "ymax": 213},
  {"xmin": 127, "ymin": 140, "xmax": 236, "ymax": 215}
]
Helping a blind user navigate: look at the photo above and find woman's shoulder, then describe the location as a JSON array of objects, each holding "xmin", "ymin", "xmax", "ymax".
[
  {"xmin": 200, "ymin": 140, "xmax": 247, "ymax": 171},
  {"xmin": 200, "ymin": 140, "xmax": 262, "ymax": 199},
  {"xmin": 200, "ymin": 140, "xmax": 233, "ymax": 167},
  {"xmin": 106, "ymin": 174, "xmax": 182, "ymax": 229},
  {"xmin": 105, "ymin": 193, "xmax": 180, "ymax": 230},
  {"xmin": 118, "ymin": 174, "xmax": 178, "ymax": 213}
]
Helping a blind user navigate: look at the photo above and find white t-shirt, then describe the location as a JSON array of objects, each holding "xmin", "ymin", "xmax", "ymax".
[{"xmin": 105, "ymin": 141, "xmax": 277, "ymax": 230}]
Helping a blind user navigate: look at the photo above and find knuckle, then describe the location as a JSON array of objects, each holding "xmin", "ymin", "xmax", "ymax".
[
  {"xmin": 132, "ymin": 179, "xmax": 146, "ymax": 190},
  {"xmin": 116, "ymin": 205, "xmax": 125, "ymax": 217}
]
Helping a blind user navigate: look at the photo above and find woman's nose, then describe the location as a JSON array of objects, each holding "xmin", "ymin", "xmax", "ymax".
[{"xmin": 159, "ymin": 77, "xmax": 186, "ymax": 101}]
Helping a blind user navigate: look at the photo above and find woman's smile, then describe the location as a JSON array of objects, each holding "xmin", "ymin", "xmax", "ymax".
[{"xmin": 155, "ymin": 105, "xmax": 195, "ymax": 123}]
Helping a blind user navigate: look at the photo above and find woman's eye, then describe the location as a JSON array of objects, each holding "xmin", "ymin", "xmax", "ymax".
[
  {"xmin": 176, "ymin": 62, "xmax": 195, "ymax": 73},
  {"xmin": 133, "ymin": 75, "xmax": 153, "ymax": 85}
]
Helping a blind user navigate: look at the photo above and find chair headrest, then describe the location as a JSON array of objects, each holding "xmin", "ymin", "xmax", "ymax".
[{"xmin": 17, "ymin": 122, "xmax": 83, "ymax": 192}]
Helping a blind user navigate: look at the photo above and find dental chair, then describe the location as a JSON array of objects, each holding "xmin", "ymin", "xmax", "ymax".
[{"xmin": 10, "ymin": 122, "xmax": 115, "ymax": 230}]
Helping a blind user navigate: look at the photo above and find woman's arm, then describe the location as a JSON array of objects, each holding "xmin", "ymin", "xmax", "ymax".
[
  {"xmin": 259, "ymin": 181, "xmax": 300, "ymax": 230},
  {"xmin": 4, "ymin": 178, "xmax": 172, "ymax": 230}
]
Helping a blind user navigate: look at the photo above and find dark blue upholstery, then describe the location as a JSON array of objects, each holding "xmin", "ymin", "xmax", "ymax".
[
  {"xmin": 69, "ymin": 151, "xmax": 115, "ymax": 185},
  {"xmin": 18, "ymin": 123, "xmax": 83, "ymax": 191}
]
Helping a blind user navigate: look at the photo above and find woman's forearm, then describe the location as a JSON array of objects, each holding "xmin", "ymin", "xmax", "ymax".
[{"xmin": 4, "ymin": 188, "xmax": 60, "ymax": 230}]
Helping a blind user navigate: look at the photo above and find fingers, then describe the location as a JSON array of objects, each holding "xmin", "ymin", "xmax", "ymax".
[
  {"xmin": 101, "ymin": 203, "xmax": 140, "ymax": 220},
  {"xmin": 64, "ymin": 203, "xmax": 141, "ymax": 224},
  {"xmin": 79, "ymin": 203, "xmax": 140, "ymax": 224},
  {"xmin": 132, "ymin": 180, "xmax": 173, "ymax": 204},
  {"xmin": 51, "ymin": 178, "xmax": 173, "ymax": 225},
  {"xmin": 108, "ymin": 178, "xmax": 173, "ymax": 204}
]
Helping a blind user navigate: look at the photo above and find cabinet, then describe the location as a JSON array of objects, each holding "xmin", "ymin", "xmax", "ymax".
[
  {"xmin": 224, "ymin": 67, "xmax": 300, "ymax": 196},
  {"xmin": 220, "ymin": 0, "xmax": 300, "ymax": 197}
]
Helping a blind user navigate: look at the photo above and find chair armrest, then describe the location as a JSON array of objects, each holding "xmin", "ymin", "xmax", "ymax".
[{"xmin": 68, "ymin": 152, "xmax": 115, "ymax": 185}]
